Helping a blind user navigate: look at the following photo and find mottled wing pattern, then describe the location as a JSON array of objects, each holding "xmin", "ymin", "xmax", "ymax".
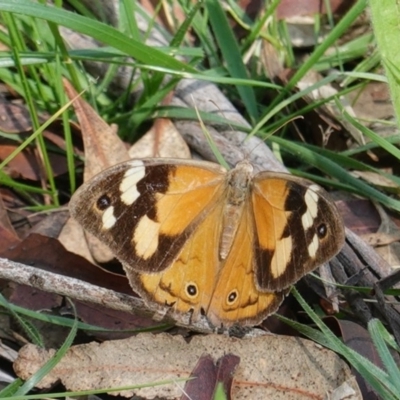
[{"xmin": 251, "ymin": 173, "xmax": 345, "ymax": 292}]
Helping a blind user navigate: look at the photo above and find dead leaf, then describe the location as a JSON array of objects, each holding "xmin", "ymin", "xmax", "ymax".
[
  {"xmin": 59, "ymin": 217, "xmax": 96, "ymax": 264},
  {"xmin": 0, "ymin": 101, "xmax": 37, "ymax": 133},
  {"xmin": 214, "ymin": 354, "xmax": 240, "ymax": 400},
  {"xmin": 29, "ymin": 210, "xmax": 70, "ymax": 239},
  {"xmin": 276, "ymin": 0, "xmax": 355, "ymax": 19},
  {"xmin": 128, "ymin": 118, "xmax": 190, "ymax": 159},
  {"xmin": 182, "ymin": 354, "xmax": 218, "ymax": 400},
  {"xmin": 63, "ymin": 80, "xmax": 130, "ymax": 179},
  {"xmin": 276, "ymin": 1, "xmax": 356, "ymax": 48},
  {"xmin": 361, "ymin": 204, "xmax": 400, "ymax": 268},
  {"xmin": 1, "ymin": 233, "xmax": 132, "ymax": 294},
  {"xmin": 363, "ymin": 232, "xmax": 400, "ymax": 247},
  {"xmin": 14, "ymin": 333, "xmax": 361, "ymax": 399},
  {"xmin": 0, "ymin": 196, "xmax": 20, "ymax": 253},
  {"xmin": 181, "ymin": 353, "xmax": 240, "ymax": 400},
  {"xmin": 351, "ymin": 171, "xmax": 400, "ymax": 194},
  {"xmin": 335, "ymin": 198, "xmax": 380, "ymax": 236},
  {"xmin": 0, "ymin": 144, "xmax": 69, "ymax": 181},
  {"xmin": 348, "ymin": 81, "xmax": 393, "ymax": 122}
]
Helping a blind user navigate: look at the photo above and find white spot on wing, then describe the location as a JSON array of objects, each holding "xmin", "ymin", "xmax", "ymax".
[
  {"xmin": 120, "ymin": 160, "xmax": 146, "ymax": 205},
  {"xmin": 102, "ymin": 206, "xmax": 117, "ymax": 229},
  {"xmin": 133, "ymin": 215, "xmax": 160, "ymax": 260},
  {"xmin": 308, "ymin": 234, "xmax": 319, "ymax": 258},
  {"xmin": 301, "ymin": 186, "xmax": 319, "ymax": 230},
  {"xmin": 271, "ymin": 235, "xmax": 292, "ymax": 278}
]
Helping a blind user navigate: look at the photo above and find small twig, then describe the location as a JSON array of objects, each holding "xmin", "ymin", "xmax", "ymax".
[{"xmin": 0, "ymin": 257, "xmax": 214, "ymax": 333}]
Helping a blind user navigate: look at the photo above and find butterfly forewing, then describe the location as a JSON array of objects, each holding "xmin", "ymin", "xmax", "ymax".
[
  {"xmin": 70, "ymin": 158, "xmax": 227, "ymax": 273},
  {"xmin": 252, "ymin": 173, "xmax": 345, "ymax": 292}
]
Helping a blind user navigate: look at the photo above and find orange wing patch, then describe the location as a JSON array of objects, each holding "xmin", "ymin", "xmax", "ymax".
[
  {"xmin": 130, "ymin": 165, "xmax": 225, "ymax": 265},
  {"xmin": 207, "ymin": 201, "xmax": 285, "ymax": 326},
  {"xmin": 128, "ymin": 200, "xmax": 225, "ymax": 320},
  {"xmin": 155, "ymin": 165, "xmax": 225, "ymax": 236}
]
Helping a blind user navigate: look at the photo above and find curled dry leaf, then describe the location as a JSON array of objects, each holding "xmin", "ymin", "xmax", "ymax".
[{"xmin": 14, "ymin": 333, "xmax": 361, "ymax": 399}]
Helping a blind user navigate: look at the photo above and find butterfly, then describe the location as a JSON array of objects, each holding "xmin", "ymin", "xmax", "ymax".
[{"xmin": 69, "ymin": 158, "xmax": 345, "ymax": 328}]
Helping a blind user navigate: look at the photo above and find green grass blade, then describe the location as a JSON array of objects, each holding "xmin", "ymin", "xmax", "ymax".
[
  {"xmin": 283, "ymin": 288, "xmax": 399, "ymax": 400},
  {"xmin": 369, "ymin": 0, "xmax": 400, "ymax": 124},
  {"xmin": 368, "ymin": 319, "xmax": 400, "ymax": 393},
  {"xmin": 268, "ymin": 136, "xmax": 400, "ymax": 212},
  {"xmin": 13, "ymin": 301, "xmax": 78, "ymax": 396},
  {"xmin": 0, "ymin": 0, "xmax": 195, "ymax": 73},
  {"xmin": 340, "ymin": 104, "xmax": 400, "ymax": 161},
  {"xmin": 205, "ymin": 0, "xmax": 258, "ymax": 121},
  {"xmin": 0, "ymin": 378, "xmax": 24, "ymax": 398},
  {"xmin": 263, "ymin": 0, "xmax": 368, "ymax": 116}
]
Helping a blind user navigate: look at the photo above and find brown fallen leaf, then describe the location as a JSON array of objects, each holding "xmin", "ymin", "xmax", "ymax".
[
  {"xmin": 181, "ymin": 354, "xmax": 240, "ymax": 400},
  {"xmin": 363, "ymin": 232, "xmax": 400, "ymax": 247},
  {"xmin": 63, "ymin": 80, "xmax": 130, "ymax": 180},
  {"xmin": 361, "ymin": 204, "xmax": 400, "ymax": 268},
  {"xmin": 1, "ymin": 233, "xmax": 129, "ymax": 294},
  {"xmin": 14, "ymin": 332, "xmax": 361, "ymax": 399},
  {"xmin": 348, "ymin": 81, "xmax": 393, "ymax": 122},
  {"xmin": 0, "ymin": 142, "xmax": 70, "ymax": 181},
  {"xmin": 335, "ymin": 198, "xmax": 380, "ymax": 236},
  {"xmin": 0, "ymin": 196, "xmax": 20, "ymax": 253},
  {"xmin": 276, "ymin": 0, "xmax": 355, "ymax": 19},
  {"xmin": 128, "ymin": 118, "xmax": 190, "ymax": 159},
  {"xmin": 0, "ymin": 101, "xmax": 35, "ymax": 133},
  {"xmin": 214, "ymin": 354, "xmax": 240, "ymax": 400},
  {"xmin": 182, "ymin": 354, "xmax": 218, "ymax": 400}
]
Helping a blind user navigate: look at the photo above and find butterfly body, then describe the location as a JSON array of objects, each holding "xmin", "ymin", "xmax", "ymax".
[{"xmin": 70, "ymin": 158, "xmax": 345, "ymax": 327}]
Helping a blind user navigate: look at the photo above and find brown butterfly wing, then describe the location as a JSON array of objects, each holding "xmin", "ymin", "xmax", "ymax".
[
  {"xmin": 207, "ymin": 200, "xmax": 286, "ymax": 327},
  {"xmin": 69, "ymin": 158, "xmax": 227, "ymax": 273},
  {"xmin": 252, "ymin": 173, "xmax": 345, "ymax": 292}
]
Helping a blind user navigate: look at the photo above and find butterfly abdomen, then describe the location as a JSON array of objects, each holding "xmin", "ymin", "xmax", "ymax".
[{"xmin": 220, "ymin": 161, "xmax": 254, "ymax": 260}]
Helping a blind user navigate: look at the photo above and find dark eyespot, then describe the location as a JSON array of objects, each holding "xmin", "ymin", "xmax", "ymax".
[
  {"xmin": 317, "ymin": 223, "xmax": 327, "ymax": 238},
  {"xmin": 227, "ymin": 290, "xmax": 238, "ymax": 305},
  {"xmin": 96, "ymin": 194, "xmax": 111, "ymax": 210},
  {"xmin": 186, "ymin": 283, "xmax": 198, "ymax": 298}
]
